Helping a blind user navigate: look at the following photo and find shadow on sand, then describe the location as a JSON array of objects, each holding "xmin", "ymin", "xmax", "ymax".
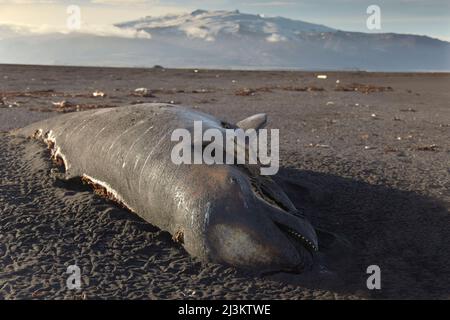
[{"xmin": 269, "ymin": 167, "xmax": 450, "ymax": 299}]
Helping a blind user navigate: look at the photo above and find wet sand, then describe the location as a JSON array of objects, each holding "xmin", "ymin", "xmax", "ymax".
[{"xmin": 0, "ymin": 64, "xmax": 449, "ymax": 299}]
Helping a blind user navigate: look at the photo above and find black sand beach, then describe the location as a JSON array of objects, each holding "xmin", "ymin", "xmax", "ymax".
[{"xmin": 0, "ymin": 64, "xmax": 449, "ymax": 299}]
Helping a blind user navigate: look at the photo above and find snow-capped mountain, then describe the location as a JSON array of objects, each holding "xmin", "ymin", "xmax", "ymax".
[
  {"xmin": 116, "ymin": 9, "xmax": 334, "ymax": 42},
  {"xmin": 1, "ymin": 10, "xmax": 449, "ymax": 71}
]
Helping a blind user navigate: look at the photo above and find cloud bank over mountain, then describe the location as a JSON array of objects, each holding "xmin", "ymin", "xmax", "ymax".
[{"xmin": 0, "ymin": 22, "xmax": 151, "ymax": 39}]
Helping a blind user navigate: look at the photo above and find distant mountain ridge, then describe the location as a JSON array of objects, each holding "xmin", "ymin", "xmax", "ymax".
[{"xmin": 0, "ymin": 9, "xmax": 449, "ymax": 71}]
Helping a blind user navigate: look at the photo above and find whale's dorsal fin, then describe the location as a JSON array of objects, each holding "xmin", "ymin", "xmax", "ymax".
[{"xmin": 236, "ymin": 113, "xmax": 267, "ymax": 130}]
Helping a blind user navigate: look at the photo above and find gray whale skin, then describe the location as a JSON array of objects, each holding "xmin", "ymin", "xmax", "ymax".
[{"xmin": 16, "ymin": 103, "xmax": 318, "ymax": 273}]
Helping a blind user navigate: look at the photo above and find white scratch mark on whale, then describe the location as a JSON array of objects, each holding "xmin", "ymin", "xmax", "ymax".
[
  {"xmin": 65, "ymin": 118, "xmax": 87, "ymax": 140},
  {"xmin": 204, "ymin": 202, "xmax": 211, "ymax": 230},
  {"xmin": 110, "ymin": 120, "xmax": 146, "ymax": 152},
  {"xmin": 133, "ymin": 155, "xmax": 141, "ymax": 170},
  {"xmin": 137, "ymin": 133, "xmax": 167, "ymax": 193},
  {"xmin": 122, "ymin": 124, "xmax": 154, "ymax": 168},
  {"xmin": 94, "ymin": 126, "xmax": 107, "ymax": 140}
]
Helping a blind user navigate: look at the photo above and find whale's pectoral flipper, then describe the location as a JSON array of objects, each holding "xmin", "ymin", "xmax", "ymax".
[{"xmin": 236, "ymin": 113, "xmax": 267, "ymax": 130}]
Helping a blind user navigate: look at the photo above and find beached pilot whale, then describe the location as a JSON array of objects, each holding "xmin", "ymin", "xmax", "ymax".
[{"xmin": 15, "ymin": 103, "xmax": 318, "ymax": 273}]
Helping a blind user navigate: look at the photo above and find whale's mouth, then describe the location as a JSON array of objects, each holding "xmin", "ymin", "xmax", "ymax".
[
  {"xmin": 233, "ymin": 165, "xmax": 319, "ymax": 255},
  {"xmin": 275, "ymin": 222, "xmax": 318, "ymax": 254}
]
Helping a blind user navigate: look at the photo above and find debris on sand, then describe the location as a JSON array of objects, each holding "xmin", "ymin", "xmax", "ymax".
[
  {"xmin": 1, "ymin": 89, "xmax": 57, "ymax": 98},
  {"xmin": 335, "ymin": 83, "xmax": 393, "ymax": 94},
  {"xmin": 317, "ymin": 75, "xmax": 328, "ymax": 79},
  {"xmin": 234, "ymin": 85, "xmax": 325, "ymax": 93},
  {"xmin": 364, "ymin": 146, "xmax": 376, "ymax": 150},
  {"xmin": 159, "ymin": 100, "xmax": 180, "ymax": 105},
  {"xmin": 92, "ymin": 90, "xmax": 106, "ymax": 97},
  {"xmin": 326, "ymin": 101, "xmax": 335, "ymax": 106},
  {"xmin": 146, "ymin": 88, "xmax": 212, "ymax": 95},
  {"xmin": 306, "ymin": 143, "xmax": 330, "ymax": 148},
  {"xmin": 235, "ymin": 88, "xmax": 256, "ymax": 96},
  {"xmin": 0, "ymin": 98, "xmax": 20, "ymax": 108},
  {"xmin": 360, "ymin": 134, "xmax": 369, "ymax": 140},
  {"xmin": 135, "ymin": 88, "xmax": 148, "ymax": 94},
  {"xmin": 400, "ymin": 107, "xmax": 417, "ymax": 112},
  {"xmin": 307, "ymin": 86, "xmax": 325, "ymax": 92},
  {"xmin": 52, "ymin": 100, "xmax": 74, "ymax": 108},
  {"xmin": 33, "ymin": 103, "xmax": 117, "ymax": 113},
  {"xmin": 384, "ymin": 147, "xmax": 399, "ymax": 153},
  {"xmin": 415, "ymin": 144, "xmax": 439, "ymax": 152},
  {"xmin": 131, "ymin": 88, "xmax": 156, "ymax": 98},
  {"xmin": 278, "ymin": 86, "xmax": 305, "ymax": 91},
  {"xmin": 192, "ymin": 88, "xmax": 213, "ymax": 94},
  {"xmin": 8, "ymin": 102, "xmax": 20, "ymax": 108},
  {"xmin": 394, "ymin": 134, "xmax": 414, "ymax": 141},
  {"xmin": 281, "ymin": 86, "xmax": 325, "ymax": 92},
  {"xmin": 235, "ymin": 87, "xmax": 272, "ymax": 96}
]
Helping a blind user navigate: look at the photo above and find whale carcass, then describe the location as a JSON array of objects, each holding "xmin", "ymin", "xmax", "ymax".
[{"xmin": 16, "ymin": 103, "xmax": 318, "ymax": 273}]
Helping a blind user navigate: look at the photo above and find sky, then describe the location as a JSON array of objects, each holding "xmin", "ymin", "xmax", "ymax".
[{"xmin": 0, "ymin": 0, "xmax": 449, "ymax": 41}]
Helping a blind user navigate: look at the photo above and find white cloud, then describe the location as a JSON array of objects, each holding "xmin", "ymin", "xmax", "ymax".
[
  {"xmin": 182, "ymin": 25, "xmax": 215, "ymax": 41},
  {"xmin": 266, "ymin": 33, "xmax": 287, "ymax": 42},
  {"xmin": 82, "ymin": 24, "xmax": 152, "ymax": 38},
  {"xmin": 0, "ymin": 22, "xmax": 152, "ymax": 39}
]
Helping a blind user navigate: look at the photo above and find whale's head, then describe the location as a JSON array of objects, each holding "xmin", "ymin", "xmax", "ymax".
[
  {"xmin": 177, "ymin": 111, "xmax": 318, "ymax": 273},
  {"xmin": 200, "ymin": 164, "xmax": 318, "ymax": 273}
]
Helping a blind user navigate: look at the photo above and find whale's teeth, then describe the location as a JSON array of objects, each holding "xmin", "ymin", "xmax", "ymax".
[{"xmin": 285, "ymin": 227, "xmax": 316, "ymax": 251}]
